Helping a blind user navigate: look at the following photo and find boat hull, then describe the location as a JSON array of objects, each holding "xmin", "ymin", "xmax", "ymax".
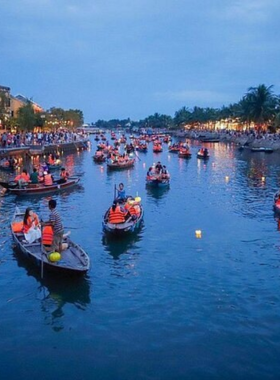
[
  {"xmin": 107, "ymin": 159, "xmax": 135, "ymax": 170},
  {"xmin": 9, "ymin": 178, "xmax": 79, "ymax": 196},
  {"xmin": 146, "ymin": 178, "xmax": 170, "ymax": 187}
]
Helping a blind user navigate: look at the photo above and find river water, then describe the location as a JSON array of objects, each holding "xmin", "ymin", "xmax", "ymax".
[{"xmin": 1, "ymin": 136, "xmax": 280, "ymax": 379}]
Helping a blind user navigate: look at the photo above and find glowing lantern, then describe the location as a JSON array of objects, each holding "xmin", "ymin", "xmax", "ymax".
[{"xmin": 195, "ymin": 230, "xmax": 202, "ymax": 238}]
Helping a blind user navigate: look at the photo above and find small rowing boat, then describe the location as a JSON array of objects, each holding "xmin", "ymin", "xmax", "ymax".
[
  {"xmin": 2, "ymin": 177, "xmax": 80, "ymax": 196},
  {"xmin": 146, "ymin": 176, "xmax": 170, "ymax": 187},
  {"xmin": 178, "ymin": 148, "xmax": 192, "ymax": 158},
  {"xmin": 103, "ymin": 197, "xmax": 144, "ymax": 236},
  {"xmin": 11, "ymin": 207, "xmax": 90, "ymax": 275},
  {"xmin": 107, "ymin": 158, "xmax": 135, "ymax": 170},
  {"xmin": 197, "ymin": 149, "xmax": 210, "ymax": 159}
]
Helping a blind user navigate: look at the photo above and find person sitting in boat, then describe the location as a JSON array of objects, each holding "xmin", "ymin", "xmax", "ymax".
[
  {"xmin": 203, "ymin": 148, "xmax": 209, "ymax": 157},
  {"xmin": 30, "ymin": 167, "xmax": 39, "ymax": 184},
  {"xmin": 57, "ymin": 167, "xmax": 69, "ymax": 184},
  {"xmin": 108, "ymin": 200, "xmax": 128, "ymax": 224},
  {"xmin": 161, "ymin": 165, "xmax": 169, "ymax": 179},
  {"xmin": 48, "ymin": 154, "xmax": 55, "ymax": 165},
  {"xmin": 15, "ymin": 169, "xmax": 30, "ymax": 188},
  {"xmin": 146, "ymin": 167, "xmax": 154, "ymax": 179},
  {"xmin": 116, "ymin": 182, "xmax": 126, "ymax": 201},
  {"xmin": 183, "ymin": 141, "xmax": 190, "ymax": 150},
  {"xmin": 124, "ymin": 197, "xmax": 141, "ymax": 219},
  {"xmin": 43, "ymin": 171, "xmax": 53, "ymax": 186},
  {"xmin": 23, "ymin": 207, "xmax": 41, "ymax": 244}
]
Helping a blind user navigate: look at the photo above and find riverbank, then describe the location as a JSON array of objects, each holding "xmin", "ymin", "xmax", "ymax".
[
  {"xmin": 173, "ymin": 130, "xmax": 280, "ymax": 151},
  {"xmin": 0, "ymin": 138, "xmax": 90, "ymax": 158}
]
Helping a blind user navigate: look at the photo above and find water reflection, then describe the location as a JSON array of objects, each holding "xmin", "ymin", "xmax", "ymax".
[
  {"xmin": 13, "ymin": 247, "xmax": 91, "ymax": 332},
  {"xmin": 102, "ymin": 230, "xmax": 143, "ymax": 259},
  {"xmin": 146, "ymin": 185, "xmax": 170, "ymax": 202}
]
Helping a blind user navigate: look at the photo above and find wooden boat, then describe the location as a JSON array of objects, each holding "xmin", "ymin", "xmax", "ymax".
[
  {"xmin": 93, "ymin": 152, "xmax": 107, "ymax": 162},
  {"xmin": 107, "ymin": 158, "xmax": 135, "ymax": 170},
  {"xmin": 197, "ymin": 150, "xmax": 210, "ymax": 159},
  {"xmin": 7, "ymin": 177, "xmax": 80, "ymax": 196},
  {"xmin": 136, "ymin": 144, "xmax": 148, "ymax": 152},
  {"xmin": 178, "ymin": 149, "xmax": 191, "ymax": 158},
  {"xmin": 146, "ymin": 176, "xmax": 170, "ymax": 187},
  {"xmin": 11, "ymin": 208, "xmax": 90, "ymax": 275},
  {"xmin": 153, "ymin": 144, "xmax": 163, "ymax": 153},
  {"xmin": 168, "ymin": 145, "xmax": 181, "ymax": 153},
  {"xmin": 103, "ymin": 202, "xmax": 144, "ymax": 236}
]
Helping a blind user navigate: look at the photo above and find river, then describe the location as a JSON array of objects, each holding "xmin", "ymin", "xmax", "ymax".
[{"xmin": 1, "ymin": 136, "xmax": 280, "ymax": 379}]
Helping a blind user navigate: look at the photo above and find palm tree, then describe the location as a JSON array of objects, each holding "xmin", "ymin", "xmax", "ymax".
[{"xmin": 240, "ymin": 84, "xmax": 279, "ymax": 128}]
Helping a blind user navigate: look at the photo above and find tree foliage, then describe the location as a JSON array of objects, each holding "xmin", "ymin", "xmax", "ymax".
[{"xmin": 16, "ymin": 101, "xmax": 36, "ymax": 131}]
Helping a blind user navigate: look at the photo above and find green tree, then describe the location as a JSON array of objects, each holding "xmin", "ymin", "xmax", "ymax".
[
  {"xmin": 16, "ymin": 101, "xmax": 36, "ymax": 131},
  {"xmin": 240, "ymin": 84, "xmax": 279, "ymax": 127}
]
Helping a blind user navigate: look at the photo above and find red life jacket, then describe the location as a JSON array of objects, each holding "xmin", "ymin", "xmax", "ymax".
[{"xmin": 42, "ymin": 226, "xmax": 54, "ymax": 246}]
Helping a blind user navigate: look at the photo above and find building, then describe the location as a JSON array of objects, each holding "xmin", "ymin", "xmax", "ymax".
[{"xmin": 10, "ymin": 94, "xmax": 44, "ymax": 117}]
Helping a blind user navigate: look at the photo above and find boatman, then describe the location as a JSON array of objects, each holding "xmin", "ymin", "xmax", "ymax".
[{"xmin": 42, "ymin": 200, "xmax": 64, "ymax": 253}]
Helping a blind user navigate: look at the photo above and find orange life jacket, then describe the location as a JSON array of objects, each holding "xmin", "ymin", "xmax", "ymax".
[
  {"xmin": 15, "ymin": 172, "xmax": 30, "ymax": 182},
  {"xmin": 12, "ymin": 221, "xmax": 24, "ymax": 233},
  {"xmin": 42, "ymin": 226, "xmax": 54, "ymax": 246},
  {"xmin": 44, "ymin": 174, "xmax": 53, "ymax": 186},
  {"xmin": 108, "ymin": 206, "xmax": 126, "ymax": 224},
  {"xmin": 61, "ymin": 171, "xmax": 68, "ymax": 179},
  {"xmin": 23, "ymin": 214, "xmax": 39, "ymax": 233}
]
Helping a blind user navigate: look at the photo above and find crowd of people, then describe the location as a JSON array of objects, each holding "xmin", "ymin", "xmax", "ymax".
[{"xmin": 0, "ymin": 130, "xmax": 88, "ymax": 149}]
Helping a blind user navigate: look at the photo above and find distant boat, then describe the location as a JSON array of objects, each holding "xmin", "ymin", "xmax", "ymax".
[{"xmin": 107, "ymin": 159, "xmax": 135, "ymax": 170}]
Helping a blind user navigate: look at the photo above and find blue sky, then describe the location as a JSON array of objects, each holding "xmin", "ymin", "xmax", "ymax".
[{"xmin": 1, "ymin": 0, "xmax": 279, "ymax": 122}]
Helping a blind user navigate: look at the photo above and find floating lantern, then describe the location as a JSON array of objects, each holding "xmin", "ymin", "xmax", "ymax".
[
  {"xmin": 225, "ymin": 176, "xmax": 229, "ymax": 182},
  {"xmin": 261, "ymin": 176, "xmax": 265, "ymax": 182},
  {"xmin": 195, "ymin": 230, "xmax": 202, "ymax": 239}
]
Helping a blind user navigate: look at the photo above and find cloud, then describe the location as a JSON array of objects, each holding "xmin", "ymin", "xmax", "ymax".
[{"xmin": 221, "ymin": 0, "xmax": 279, "ymax": 23}]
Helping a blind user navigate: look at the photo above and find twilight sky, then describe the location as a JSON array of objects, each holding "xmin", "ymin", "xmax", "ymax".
[{"xmin": 1, "ymin": 0, "xmax": 279, "ymax": 122}]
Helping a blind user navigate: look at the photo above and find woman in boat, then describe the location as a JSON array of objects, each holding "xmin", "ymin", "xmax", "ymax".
[{"xmin": 23, "ymin": 207, "xmax": 41, "ymax": 244}]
